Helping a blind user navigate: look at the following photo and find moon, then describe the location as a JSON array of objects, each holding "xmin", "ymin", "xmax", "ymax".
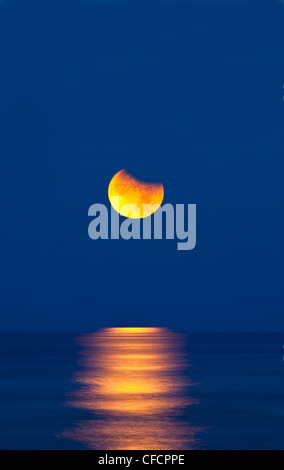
[{"xmin": 108, "ymin": 169, "xmax": 164, "ymax": 219}]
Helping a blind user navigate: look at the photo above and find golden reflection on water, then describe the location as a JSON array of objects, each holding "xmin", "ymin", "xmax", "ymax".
[{"xmin": 62, "ymin": 328, "xmax": 203, "ymax": 450}]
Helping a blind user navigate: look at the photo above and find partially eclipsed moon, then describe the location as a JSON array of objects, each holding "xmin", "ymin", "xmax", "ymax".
[{"xmin": 108, "ymin": 169, "xmax": 164, "ymax": 219}]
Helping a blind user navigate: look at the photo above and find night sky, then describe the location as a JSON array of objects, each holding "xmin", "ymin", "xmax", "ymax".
[{"xmin": 0, "ymin": 0, "xmax": 283, "ymax": 331}]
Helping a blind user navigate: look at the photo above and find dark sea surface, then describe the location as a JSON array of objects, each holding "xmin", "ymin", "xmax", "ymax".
[{"xmin": 0, "ymin": 330, "xmax": 283, "ymax": 450}]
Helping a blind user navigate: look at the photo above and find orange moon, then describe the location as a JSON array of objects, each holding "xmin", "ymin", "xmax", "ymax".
[{"xmin": 108, "ymin": 169, "xmax": 164, "ymax": 219}]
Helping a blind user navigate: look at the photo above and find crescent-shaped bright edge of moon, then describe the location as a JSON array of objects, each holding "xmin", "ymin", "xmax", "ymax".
[{"xmin": 108, "ymin": 169, "xmax": 164, "ymax": 219}]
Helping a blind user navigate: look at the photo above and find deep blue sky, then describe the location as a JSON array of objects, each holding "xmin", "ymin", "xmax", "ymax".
[{"xmin": 0, "ymin": 0, "xmax": 283, "ymax": 331}]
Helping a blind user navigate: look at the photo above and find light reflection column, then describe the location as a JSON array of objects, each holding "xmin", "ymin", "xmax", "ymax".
[{"xmin": 62, "ymin": 327, "xmax": 203, "ymax": 450}]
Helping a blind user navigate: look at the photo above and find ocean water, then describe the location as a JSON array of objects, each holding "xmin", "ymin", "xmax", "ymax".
[{"xmin": 0, "ymin": 330, "xmax": 283, "ymax": 450}]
